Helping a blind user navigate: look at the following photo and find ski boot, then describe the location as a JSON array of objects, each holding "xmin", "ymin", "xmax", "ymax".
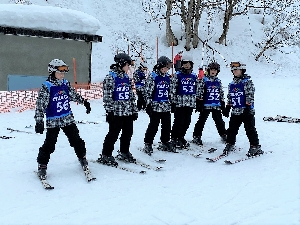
[
  {"xmin": 97, "ymin": 154, "xmax": 118, "ymax": 167},
  {"xmin": 116, "ymin": 151, "xmax": 136, "ymax": 163},
  {"xmin": 220, "ymin": 134, "xmax": 227, "ymax": 143},
  {"xmin": 37, "ymin": 164, "xmax": 47, "ymax": 179},
  {"xmin": 142, "ymin": 143, "xmax": 153, "ymax": 155},
  {"xmin": 78, "ymin": 157, "xmax": 89, "ymax": 170},
  {"xmin": 222, "ymin": 143, "xmax": 234, "ymax": 155},
  {"xmin": 246, "ymin": 145, "xmax": 264, "ymax": 157},
  {"xmin": 157, "ymin": 141, "xmax": 176, "ymax": 152},
  {"xmin": 191, "ymin": 136, "xmax": 203, "ymax": 146},
  {"xmin": 175, "ymin": 138, "xmax": 190, "ymax": 149}
]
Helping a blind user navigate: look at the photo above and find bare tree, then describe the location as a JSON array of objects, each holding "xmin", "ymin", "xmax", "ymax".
[
  {"xmin": 142, "ymin": 0, "xmax": 205, "ymax": 49},
  {"xmin": 180, "ymin": 0, "xmax": 204, "ymax": 50},
  {"xmin": 217, "ymin": 0, "xmax": 250, "ymax": 45},
  {"xmin": 255, "ymin": 1, "xmax": 299, "ymax": 61},
  {"xmin": 166, "ymin": 0, "xmax": 178, "ymax": 46}
]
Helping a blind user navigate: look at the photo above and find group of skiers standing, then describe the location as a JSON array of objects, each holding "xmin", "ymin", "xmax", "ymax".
[{"xmin": 34, "ymin": 53, "xmax": 263, "ymax": 178}]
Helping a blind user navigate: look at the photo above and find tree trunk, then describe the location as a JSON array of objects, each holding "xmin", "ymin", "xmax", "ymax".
[
  {"xmin": 218, "ymin": 0, "xmax": 234, "ymax": 45},
  {"xmin": 184, "ymin": 0, "xmax": 194, "ymax": 51},
  {"xmin": 166, "ymin": 0, "xmax": 178, "ymax": 46},
  {"xmin": 192, "ymin": 0, "xmax": 203, "ymax": 48}
]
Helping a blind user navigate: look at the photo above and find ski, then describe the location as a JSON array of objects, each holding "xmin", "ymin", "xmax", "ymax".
[
  {"xmin": 7, "ymin": 128, "xmax": 32, "ymax": 134},
  {"xmin": 90, "ymin": 160, "xmax": 146, "ymax": 174},
  {"xmin": 206, "ymin": 147, "xmax": 241, "ymax": 162},
  {"xmin": 206, "ymin": 153, "xmax": 228, "ymax": 162},
  {"xmin": 207, "ymin": 148, "xmax": 217, "ymax": 153},
  {"xmin": 224, "ymin": 151, "xmax": 273, "ymax": 165},
  {"xmin": 137, "ymin": 147, "xmax": 166, "ymax": 163},
  {"xmin": 263, "ymin": 115, "xmax": 300, "ymax": 123},
  {"xmin": 0, "ymin": 135, "xmax": 15, "ymax": 139},
  {"xmin": 34, "ymin": 171, "xmax": 54, "ymax": 190},
  {"xmin": 82, "ymin": 166, "xmax": 96, "ymax": 182},
  {"xmin": 134, "ymin": 159, "xmax": 163, "ymax": 171},
  {"xmin": 76, "ymin": 120, "xmax": 100, "ymax": 124}
]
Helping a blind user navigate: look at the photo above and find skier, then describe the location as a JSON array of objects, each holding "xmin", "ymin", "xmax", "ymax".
[
  {"xmin": 171, "ymin": 54, "xmax": 201, "ymax": 149},
  {"xmin": 192, "ymin": 62, "xmax": 227, "ymax": 146},
  {"xmin": 133, "ymin": 61, "xmax": 148, "ymax": 111},
  {"xmin": 35, "ymin": 59, "xmax": 92, "ymax": 179},
  {"xmin": 142, "ymin": 56, "xmax": 176, "ymax": 155},
  {"xmin": 222, "ymin": 62, "xmax": 263, "ymax": 156},
  {"xmin": 173, "ymin": 50, "xmax": 183, "ymax": 72},
  {"xmin": 97, "ymin": 53, "xmax": 138, "ymax": 166}
]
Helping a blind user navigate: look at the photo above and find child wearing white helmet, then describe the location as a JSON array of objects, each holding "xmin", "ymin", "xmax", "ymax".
[
  {"xmin": 35, "ymin": 59, "xmax": 92, "ymax": 180},
  {"xmin": 171, "ymin": 53, "xmax": 202, "ymax": 149},
  {"xmin": 222, "ymin": 61, "xmax": 263, "ymax": 157}
]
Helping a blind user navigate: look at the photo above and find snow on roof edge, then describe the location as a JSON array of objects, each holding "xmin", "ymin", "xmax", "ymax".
[{"xmin": 0, "ymin": 4, "xmax": 101, "ymax": 35}]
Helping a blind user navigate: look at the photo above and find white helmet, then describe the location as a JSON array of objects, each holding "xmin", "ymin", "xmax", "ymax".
[
  {"xmin": 230, "ymin": 61, "xmax": 246, "ymax": 71},
  {"xmin": 181, "ymin": 54, "xmax": 193, "ymax": 63},
  {"xmin": 140, "ymin": 61, "xmax": 149, "ymax": 69},
  {"xmin": 48, "ymin": 59, "xmax": 69, "ymax": 74},
  {"xmin": 181, "ymin": 54, "xmax": 194, "ymax": 69}
]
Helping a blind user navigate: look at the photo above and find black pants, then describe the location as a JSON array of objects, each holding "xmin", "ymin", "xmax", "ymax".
[
  {"xmin": 226, "ymin": 113, "xmax": 259, "ymax": 146},
  {"xmin": 193, "ymin": 109, "xmax": 226, "ymax": 138},
  {"xmin": 102, "ymin": 115, "xmax": 134, "ymax": 156},
  {"xmin": 136, "ymin": 90, "xmax": 146, "ymax": 111},
  {"xmin": 37, "ymin": 123, "xmax": 86, "ymax": 165},
  {"xmin": 144, "ymin": 111, "xmax": 171, "ymax": 144},
  {"xmin": 171, "ymin": 107, "xmax": 193, "ymax": 140}
]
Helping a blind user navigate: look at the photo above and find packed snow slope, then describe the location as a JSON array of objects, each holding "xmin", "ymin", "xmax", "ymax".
[{"xmin": 0, "ymin": 0, "xmax": 299, "ymax": 225}]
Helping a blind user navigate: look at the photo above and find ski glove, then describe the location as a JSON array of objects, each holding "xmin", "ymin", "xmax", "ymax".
[
  {"xmin": 171, "ymin": 103, "xmax": 176, "ymax": 113},
  {"xmin": 132, "ymin": 113, "xmax": 138, "ymax": 121},
  {"xmin": 222, "ymin": 105, "xmax": 231, "ymax": 118},
  {"xmin": 106, "ymin": 112, "xmax": 114, "ymax": 123},
  {"xmin": 196, "ymin": 99, "xmax": 204, "ymax": 113},
  {"xmin": 84, "ymin": 100, "xmax": 91, "ymax": 114},
  {"xmin": 35, "ymin": 121, "xmax": 44, "ymax": 134},
  {"xmin": 146, "ymin": 104, "xmax": 153, "ymax": 117}
]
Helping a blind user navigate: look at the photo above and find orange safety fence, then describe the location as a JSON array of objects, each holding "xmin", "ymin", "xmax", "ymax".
[{"xmin": 0, "ymin": 82, "xmax": 103, "ymax": 113}]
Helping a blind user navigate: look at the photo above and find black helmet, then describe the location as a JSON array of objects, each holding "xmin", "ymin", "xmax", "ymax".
[
  {"xmin": 207, "ymin": 62, "xmax": 220, "ymax": 74},
  {"xmin": 208, "ymin": 62, "xmax": 220, "ymax": 70},
  {"xmin": 155, "ymin": 56, "xmax": 172, "ymax": 70},
  {"xmin": 114, "ymin": 53, "xmax": 132, "ymax": 68}
]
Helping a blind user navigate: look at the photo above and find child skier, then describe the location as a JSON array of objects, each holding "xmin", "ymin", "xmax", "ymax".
[
  {"xmin": 133, "ymin": 61, "xmax": 148, "ymax": 111},
  {"xmin": 222, "ymin": 62, "xmax": 263, "ymax": 156},
  {"xmin": 142, "ymin": 56, "xmax": 176, "ymax": 155},
  {"xmin": 97, "ymin": 53, "xmax": 138, "ymax": 166},
  {"xmin": 171, "ymin": 54, "xmax": 201, "ymax": 149},
  {"xmin": 35, "ymin": 59, "xmax": 92, "ymax": 179},
  {"xmin": 192, "ymin": 62, "xmax": 227, "ymax": 146}
]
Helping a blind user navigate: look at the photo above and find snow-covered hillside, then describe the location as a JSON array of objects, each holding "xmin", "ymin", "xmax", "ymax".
[{"xmin": 0, "ymin": 1, "xmax": 299, "ymax": 225}]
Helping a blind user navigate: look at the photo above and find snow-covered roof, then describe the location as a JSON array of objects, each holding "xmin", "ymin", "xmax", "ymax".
[{"xmin": 0, "ymin": 4, "xmax": 101, "ymax": 35}]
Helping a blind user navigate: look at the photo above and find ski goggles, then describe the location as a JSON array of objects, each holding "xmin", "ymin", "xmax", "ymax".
[
  {"xmin": 56, "ymin": 65, "xmax": 69, "ymax": 73},
  {"xmin": 230, "ymin": 62, "xmax": 245, "ymax": 70}
]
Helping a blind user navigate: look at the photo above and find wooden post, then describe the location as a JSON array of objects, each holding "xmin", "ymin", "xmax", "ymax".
[
  {"xmin": 156, "ymin": 37, "xmax": 158, "ymax": 61},
  {"xmin": 72, "ymin": 58, "xmax": 77, "ymax": 91},
  {"xmin": 171, "ymin": 42, "xmax": 174, "ymax": 75}
]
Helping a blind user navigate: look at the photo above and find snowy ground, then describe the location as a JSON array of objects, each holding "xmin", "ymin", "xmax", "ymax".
[
  {"xmin": 0, "ymin": 0, "xmax": 299, "ymax": 224},
  {"xmin": 0, "ymin": 75, "xmax": 299, "ymax": 225}
]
